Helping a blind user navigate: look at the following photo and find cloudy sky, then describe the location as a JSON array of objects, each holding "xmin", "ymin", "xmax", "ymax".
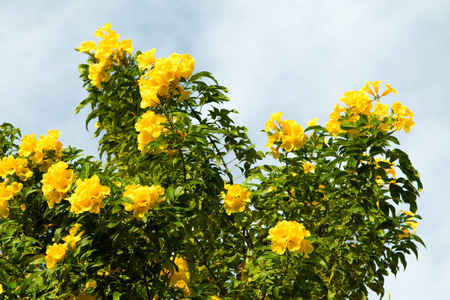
[{"xmin": 1, "ymin": 1, "xmax": 449, "ymax": 298}]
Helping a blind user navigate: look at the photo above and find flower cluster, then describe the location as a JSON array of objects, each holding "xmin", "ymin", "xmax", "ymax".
[
  {"xmin": 46, "ymin": 224, "xmax": 84, "ymax": 268},
  {"xmin": 80, "ymin": 24, "xmax": 195, "ymax": 156},
  {"xmin": 392, "ymin": 101, "xmax": 415, "ymax": 133},
  {"xmin": 265, "ymin": 112, "xmax": 308, "ymax": 159},
  {"xmin": 325, "ymin": 81, "xmax": 414, "ymax": 137},
  {"xmin": 399, "ymin": 210, "xmax": 418, "ymax": 238},
  {"xmin": 68, "ymin": 175, "xmax": 110, "ymax": 214},
  {"xmin": 138, "ymin": 52, "xmax": 195, "ymax": 108},
  {"xmin": 41, "ymin": 161, "xmax": 75, "ymax": 208},
  {"xmin": 268, "ymin": 220, "xmax": 313, "ymax": 257},
  {"xmin": 0, "ymin": 156, "xmax": 33, "ymax": 181},
  {"xmin": 122, "ymin": 183, "xmax": 165, "ymax": 218},
  {"xmin": 0, "ymin": 130, "xmax": 65, "ymax": 218},
  {"xmin": 135, "ymin": 110, "xmax": 168, "ymax": 153},
  {"xmin": 18, "ymin": 130, "xmax": 63, "ymax": 171},
  {"xmin": 0, "ymin": 179, "xmax": 22, "ymax": 218},
  {"xmin": 221, "ymin": 183, "xmax": 252, "ymax": 215},
  {"xmin": 165, "ymin": 257, "xmax": 190, "ymax": 296},
  {"xmin": 78, "ymin": 23, "xmax": 133, "ymax": 89}
]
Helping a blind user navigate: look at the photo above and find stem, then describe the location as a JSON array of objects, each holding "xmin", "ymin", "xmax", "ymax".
[
  {"xmin": 194, "ymin": 236, "xmax": 226, "ymax": 296},
  {"xmin": 160, "ymin": 103, "xmax": 188, "ymax": 183}
]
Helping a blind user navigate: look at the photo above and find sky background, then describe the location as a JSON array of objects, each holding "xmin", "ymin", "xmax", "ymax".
[{"xmin": 1, "ymin": 1, "xmax": 449, "ymax": 298}]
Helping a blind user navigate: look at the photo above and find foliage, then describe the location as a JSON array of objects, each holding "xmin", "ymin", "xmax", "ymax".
[{"xmin": 0, "ymin": 24, "xmax": 424, "ymax": 299}]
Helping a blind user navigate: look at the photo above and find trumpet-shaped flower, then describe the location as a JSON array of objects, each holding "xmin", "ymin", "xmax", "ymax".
[
  {"xmin": 68, "ymin": 175, "xmax": 110, "ymax": 214},
  {"xmin": 265, "ymin": 112, "xmax": 308, "ymax": 157},
  {"xmin": 62, "ymin": 223, "xmax": 84, "ymax": 251},
  {"xmin": 135, "ymin": 110, "xmax": 168, "ymax": 153},
  {"xmin": 0, "ymin": 156, "xmax": 17, "ymax": 179},
  {"xmin": 137, "ymin": 49, "xmax": 156, "ymax": 70},
  {"xmin": 380, "ymin": 83, "xmax": 398, "ymax": 97},
  {"xmin": 122, "ymin": 183, "xmax": 165, "ymax": 218},
  {"xmin": 164, "ymin": 257, "xmax": 190, "ymax": 296},
  {"xmin": 46, "ymin": 243, "xmax": 67, "ymax": 269},
  {"xmin": 139, "ymin": 53, "xmax": 195, "ymax": 108},
  {"xmin": 268, "ymin": 220, "xmax": 313, "ymax": 257},
  {"xmin": 221, "ymin": 184, "xmax": 252, "ymax": 215},
  {"xmin": 0, "ymin": 180, "xmax": 23, "ymax": 217},
  {"xmin": 41, "ymin": 161, "xmax": 75, "ymax": 208},
  {"xmin": 78, "ymin": 41, "xmax": 97, "ymax": 53},
  {"xmin": 18, "ymin": 134, "xmax": 38, "ymax": 157}
]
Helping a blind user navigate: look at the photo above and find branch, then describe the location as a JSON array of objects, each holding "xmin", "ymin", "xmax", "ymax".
[{"xmin": 194, "ymin": 236, "xmax": 226, "ymax": 296}]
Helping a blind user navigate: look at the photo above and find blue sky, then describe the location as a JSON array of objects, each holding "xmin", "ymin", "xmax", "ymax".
[{"xmin": 1, "ymin": 1, "xmax": 449, "ymax": 298}]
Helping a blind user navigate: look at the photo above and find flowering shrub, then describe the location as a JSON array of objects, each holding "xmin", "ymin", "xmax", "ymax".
[{"xmin": 0, "ymin": 23, "xmax": 424, "ymax": 299}]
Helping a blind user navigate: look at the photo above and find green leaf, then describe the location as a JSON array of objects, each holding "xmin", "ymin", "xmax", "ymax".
[
  {"xmin": 340, "ymin": 122, "xmax": 357, "ymax": 130},
  {"xmin": 113, "ymin": 291, "xmax": 123, "ymax": 300},
  {"xmin": 80, "ymin": 163, "xmax": 90, "ymax": 180}
]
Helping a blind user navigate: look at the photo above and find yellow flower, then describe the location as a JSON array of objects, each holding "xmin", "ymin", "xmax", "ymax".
[
  {"xmin": 139, "ymin": 53, "xmax": 195, "ymax": 108},
  {"xmin": 268, "ymin": 220, "xmax": 313, "ymax": 257},
  {"xmin": 265, "ymin": 112, "xmax": 283, "ymax": 132},
  {"xmin": 361, "ymin": 81, "xmax": 382, "ymax": 96},
  {"xmin": 0, "ymin": 156, "xmax": 17, "ymax": 179},
  {"xmin": 68, "ymin": 175, "xmax": 110, "ymax": 214},
  {"xmin": 339, "ymin": 90, "xmax": 372, "ymax": 115},
  {"xmin": 119, "ymin": 39, "xmax": 133, "ymax": 54},
  {"xmin": 85, "ymin": 280, "xmax": 97, "ymax": 290},
  {"xmin": 83, "ymin": 23, "xmax": 134, "ymax": 89},
  {"xmin": 375, "ymin": 176, "xmax": 384, "ymax": 186},
  {"xmin": 29, "ymin": 130, "xmax": 63, "ymax": 169},
  {"xmin": 14, "ymin": 158, "xmax": 33, "ymax": 181},
  {"xmin": 78, "ymin": 41, "xmax": 97, "ymax": 53},
  {"xmin": 135, "ymin": 111, "xmax": 168, "ymax": 153},
  {"xmin": 37, "ymin": 130, "xmax": 63, "ymax": 154},
  {"xmin": 0, "ymin": 199, "xmax": 9, "ymax": 219},
  {"xmin": 306, "ymin": 117, "xmax": 318, "ymax": 127},
  {"xmin": 137, "ymin": 49, "xmax": 156, "ymax": 70},
  {"xmin": 380, "ymin": 83, "xmax": 398, "ymax": 97},
  {"xmin": 122, "ymin": 183, "xmax": 165, "ymax": 218},
  {"xmin": 18, "ymin": 134, "xmax": 38, "ymax": 157},
  {"xmin": 373, "ymin": 102, "xmax": 389, "ymax": 117},
  {"xmin": 46, "ymin": 243, "xmax": 67, "ymax": 268},
  {"xmin": 41, "ymin": 161, "xmax": 75, "ymax": 208},
  {"xmin": 0, "ymin": 180, "xmax": 23, "ymax": 204},
  {"xmin": 88, "ymin": 62, "xmax": 108, "ymax": 89},
  {"xmin": 399, "ymin": 210, "xmax": 418, "ymax": 238},
  {"xmin": 265, "ymin": 113, "xmax": 308, "ymax": 156},
  {"xmin": 62, "ymin": 223, "xmax": 84, "ymax": 251},
  {"xmin": 325, "ymin": 119, "xmax": 342, "ymax": 138},
  {"xmin": 221, "ymin": 184, "xmax": 251, "ymax": 215},
  {"xmin": 166, "ymin": 257, "xmax": 190, "ymax": 295},
  {"xmin": 391, "ymin": 101, "xmax": 415, "ymax": 133},
  {"xmin": 403, "ymin": 119, "xmax": 415, "ymax": 133}
]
